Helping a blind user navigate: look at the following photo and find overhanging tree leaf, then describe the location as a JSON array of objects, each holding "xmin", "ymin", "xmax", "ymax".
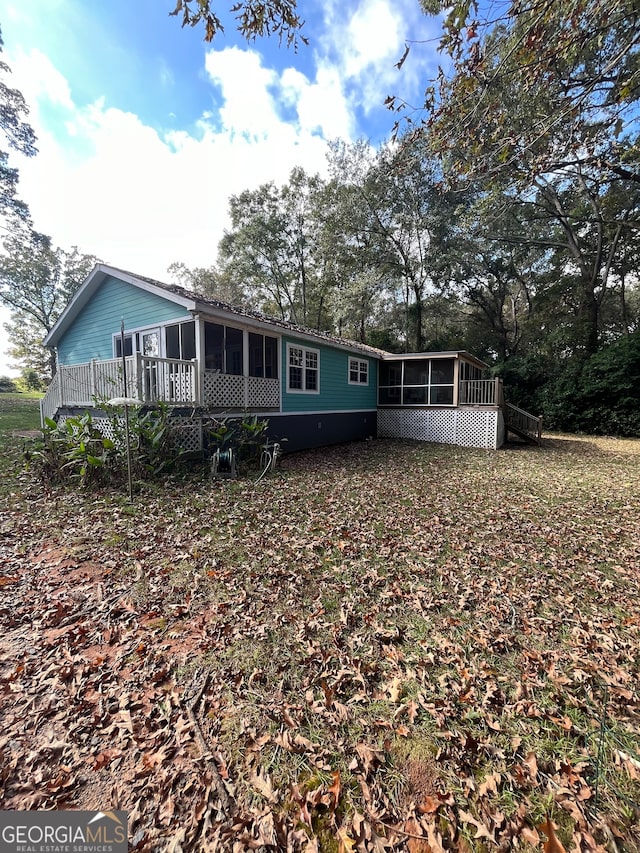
[
  {"xmin": 0, "ymin": 26, "xmax": 38, "ymax": 223},
  {"xmin": 170, "ymin": 0, "xmax": 308, "ymax": 48}
]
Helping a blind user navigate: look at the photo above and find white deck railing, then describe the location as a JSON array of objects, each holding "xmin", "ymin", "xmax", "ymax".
[
  {"xmin": 458, "ymin": 378, "xmax": 503, "ymax": 407},
  {"xmin": 40, "ymin": 355, "xmax": 281, "ymax": 424}
]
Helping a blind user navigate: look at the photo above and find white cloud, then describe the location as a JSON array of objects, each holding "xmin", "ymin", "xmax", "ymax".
[
  {"xmin": 344, "ymin": 0, "xmax": 401, "ymax": 78},
  {"xmin": 315, "ymin": 0, "xmax": 444, "ymax": 124},
  {"xmin": 11, "ymin": 47, "xmax": 74, "ymax": 111},
  {"xmin": 0, "ymin": 40, "xmax": 359, "ymax": 375},
  {"xmin": 3, "ymin": 45, "xmax": 346, "ymax": 288},
  {"xmin": 280, "ymin": 65, "xmax": 353, "ymax": 139},
  {"xmin": 204, "ymin": 47, "xmax": 281, "ymax": 138}
]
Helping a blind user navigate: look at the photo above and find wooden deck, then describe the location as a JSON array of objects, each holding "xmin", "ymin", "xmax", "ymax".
[{"xmin": 41, "ymin": 355, "xmax": 280, "ymax": 424}]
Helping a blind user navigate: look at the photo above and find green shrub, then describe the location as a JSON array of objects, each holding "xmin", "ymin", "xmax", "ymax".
[
  {"xmin": 27, "ymin": 412, "xmax": 119, "ymax": 487},
  {"xmin": 0, "ymin": 376, "xmax": 18, "ymax": 393},
  {"xmin": 541, "ymin": 333, "xmax": 640, "ymax": 436}
]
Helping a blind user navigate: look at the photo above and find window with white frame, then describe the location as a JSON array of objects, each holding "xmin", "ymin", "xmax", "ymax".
[
  {"xmin": 287, "ymin": 344, "xmax": 319, "ymax": 393},
  {"xmin": 114, "ymin": 333, "xmax": 136, "ymax": 358},
  {"xmin": 348, "ymin": 357, "xmax": 369, "ymax": 385},
  {"xmin": 165, "ymin": 321, "xmax": 196, "ymax": 361}
]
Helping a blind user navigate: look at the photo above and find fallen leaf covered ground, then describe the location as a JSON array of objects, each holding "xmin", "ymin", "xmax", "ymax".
[{"xmin": 1, "ymin": 427, "xmax": 639, "ymax": 852}]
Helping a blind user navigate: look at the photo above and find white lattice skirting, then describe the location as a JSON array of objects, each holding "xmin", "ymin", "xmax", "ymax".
[
  {"xmin": 377, "ymin": 408, "xmax": 505, "ymax": 450},
  {"xmin": 58, "ymin": 414, "xmax": 205, "ymax": 454}
]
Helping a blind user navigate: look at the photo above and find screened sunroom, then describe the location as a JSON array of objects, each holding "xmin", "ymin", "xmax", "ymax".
[{"xmin": 376, "ymin": 352, "xmax": 506, "ymax": 449}]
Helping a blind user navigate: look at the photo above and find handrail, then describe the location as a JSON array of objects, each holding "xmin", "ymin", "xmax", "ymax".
[
  {"xmin": 505, "ymin": 402, "xmax": 543, "ymax": 442},
  {"xmin": 40, "ymin": 372, "xmax": 61, "ymax": 426},
  {"xmin": 42, "ymin": 356, "xmax": 281, "ymax": 415},
  {"xmin": 458, "ymin": 378, "xmax": 502, "ymax": 406}
]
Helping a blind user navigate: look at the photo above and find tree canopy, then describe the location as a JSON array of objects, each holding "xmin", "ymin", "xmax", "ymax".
[
  {"xmin": 397, "ymin": 0, "xmax": 640, "ymax": 190},
  {"xmin": 170, "ymin": 0, "xmax": 307, "ymax": 48},
  {"xmin": 0, "ymin": 26, "xmax": 37, "ymax": 223},
  {"xmin": 0, "ymin": 227, "xmax": 95, "ymax": 380}
]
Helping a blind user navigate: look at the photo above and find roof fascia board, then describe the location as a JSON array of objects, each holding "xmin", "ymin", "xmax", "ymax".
[
  {"xmin": 43, "ymin": 264, "xmax": 198, "ymax": 347},
  {"xmin": 113, "ymin": 268, "xmax": 197, "ymax": 310},
  {"xmin": 381, "ymin": 351, "xmax": 488, "ymax": 369},
  {"xmin": 194, "ymin": 302, "xmax": 384, "ymax": 359}
]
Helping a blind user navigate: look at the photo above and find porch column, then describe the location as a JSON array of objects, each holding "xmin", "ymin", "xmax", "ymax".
[
  {"xmin": 243, "ymin": 330, "xmax": 250, "ymax": 408},
  {"xmin": 135, "ymin": 351, "xmax": 143, "ymax": 401},
  {"xmin": 191, "ymin": 359, "xmax": 201, "ymax": 405},
  {"xmin": 453, "ymin": 358, "xmax": 460, "ymax": 407},
  {"xmin": 193, "ymin": 314, "xmax": 204, "ymax": 405}
]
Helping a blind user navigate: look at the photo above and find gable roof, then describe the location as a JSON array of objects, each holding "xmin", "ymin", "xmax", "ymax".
[{"xmin": 44, "ymin": 263, "xmax": 389, "ymax": 359}]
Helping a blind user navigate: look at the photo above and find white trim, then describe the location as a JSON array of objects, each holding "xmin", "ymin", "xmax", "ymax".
[
  {"xmin": 377, "ymin": 403, "xmax": 457, "ymax": 408},
  {"xmin": 286, "ymin": 342, "xmax": 320, "ymax": 394},
  {"xmin": 348, "ymin": 357, "xmax": 369, "ymax": 386},
  {"xmin": 100, "ymin": 267, "xmax": 196, "ymax": 309},
  {"xmin": 381, "ymin": 350, "xmax": 487, "ymax": 370},
  {"xmin": 44, "ymin": 264, "xmax": 198, "ymax": 348},
  {"xmin": 112, "ymin": 316, "xmax": 194, "ymax": 359}
]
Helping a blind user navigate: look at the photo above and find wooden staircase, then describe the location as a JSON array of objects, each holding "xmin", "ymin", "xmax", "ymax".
[{"xmin": 504, "ymin": 402, "xmax": 543, "ymax": 445}]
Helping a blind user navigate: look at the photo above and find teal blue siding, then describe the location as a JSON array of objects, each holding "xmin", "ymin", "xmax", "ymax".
[
  {"xmin": 281, "ymin": 336, "xmax": 378, "ymax": 413},
  {"xmin": 57, "ymin": 276, "xmax": 191, "ymax": 364}
]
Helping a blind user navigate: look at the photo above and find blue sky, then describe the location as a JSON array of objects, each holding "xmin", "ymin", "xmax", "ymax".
[{"xmin": 0, "ymin": 0, "xmax": 443, "ymax": 374}]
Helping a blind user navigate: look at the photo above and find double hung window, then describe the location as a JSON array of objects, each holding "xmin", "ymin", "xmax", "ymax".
[
  {"xmin": 287, "ymin": 344, "xmax": 319, "ymax": 393},
  {"xmin": 348, "ymin": 357, "xmax": 369, "ymax": 385}
]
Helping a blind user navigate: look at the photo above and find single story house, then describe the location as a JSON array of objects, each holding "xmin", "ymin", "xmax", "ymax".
[{"xmin": 41, "ymin": 265, "xmax": 541, "ymax": 452}]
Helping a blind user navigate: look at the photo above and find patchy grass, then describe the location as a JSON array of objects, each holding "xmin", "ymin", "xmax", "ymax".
[
  {"xmin": 0, "ymin": 390, "xmax": 42, "ymax": 431},
  {"xmin": 0, "ymin": 424, "xmax": 639, "ymax": 851},
  {"xmin": 0, "ymin": 392, "xmax": 42, "ymax": 483}
]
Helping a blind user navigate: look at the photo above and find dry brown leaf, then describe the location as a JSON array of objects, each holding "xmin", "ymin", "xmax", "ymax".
[
  {"xmin": 327, "ymin": 769, "xmax": 341, "ymax": 811},
  {"xmin": 537, "ymin": 817, "xmax": 568, "ymax": 853},
  {"xmin": 404, "ymin": 817, "xmax": 432, "ymax": 852},
  {"xmin": 249, "ymin": 767, "xmax": 277, "ymax": 803},
  {"xmin": 417, "ymin": 795, "xmax": 443, "ymax": 815},
  {"xmin": 458, "ymin": 809, "xmax": 495, "ymax": 844},
  {"xmin": 520, "ymin": 825, "xmax": 540, "ymax": 845},
  {"xmin": 337, "ymin": 826, "xmax": 356, "ymax": 852},
  {"xmin": 355, "ymin": 742, "xmax": 384, "ymax": 775},
  {"xmin": 524, "ymin": 751, "xmax": 539, "ymax": 780},
  {"xmin": 477, "ymin": 771, "xmax": 501, "ymax": 797}
]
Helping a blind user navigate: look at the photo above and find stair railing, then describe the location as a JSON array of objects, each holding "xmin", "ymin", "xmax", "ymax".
[{"xmin": 504, "ymin": 402, "xmax": 543, "ymax": 443}]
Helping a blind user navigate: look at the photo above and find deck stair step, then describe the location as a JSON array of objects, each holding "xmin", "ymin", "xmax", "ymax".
[{"xmin": 504, "ymin": 402, "xmax": 543, "ymax": 445}]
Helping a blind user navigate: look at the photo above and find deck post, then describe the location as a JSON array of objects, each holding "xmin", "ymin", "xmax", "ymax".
[
  {"xmin": 192, "ymin": 358, "xmax": 201, "ymax": 406},
  {"xmin": 135, "ymin": 351, "xmax": 143, "ymax": 402},
  {"xmin": 90, "ymin": 359, "xmax": 97, "ymax": 401}
]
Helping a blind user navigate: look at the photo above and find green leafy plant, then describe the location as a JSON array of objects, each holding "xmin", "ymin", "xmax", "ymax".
[
  {"xmin": 205, "ymin": 414, "xmax": 271, "ymax": 475},
  {"xmin": 27, "ymin": 412, "xmax": 118, "ymax": 487}
]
